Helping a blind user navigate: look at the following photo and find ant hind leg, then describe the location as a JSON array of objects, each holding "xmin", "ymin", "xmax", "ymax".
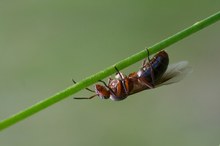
[{"xmin": 145, "ymin": 48, "xmax": 155, "ymax": 87}]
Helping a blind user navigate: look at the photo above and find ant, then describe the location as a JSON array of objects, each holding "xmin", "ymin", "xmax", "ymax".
[{"xmin": 73, "ymin": 49, "xmax": 190, "ymax": 101}]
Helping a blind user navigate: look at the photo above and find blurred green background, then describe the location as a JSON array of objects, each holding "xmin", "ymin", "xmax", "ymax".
[{"xmin": 0, "ymin": 0, "xmax": 220, "ymax": 146}]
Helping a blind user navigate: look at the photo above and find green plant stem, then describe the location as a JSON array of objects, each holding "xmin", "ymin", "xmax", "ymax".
[{"xmin": 1, "ymin": 11, "xmax": 220, "ymax": 131}]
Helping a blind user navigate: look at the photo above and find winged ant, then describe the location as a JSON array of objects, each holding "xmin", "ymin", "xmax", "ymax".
[{"xmin": 73, "ymin": 49, "xmax": 190, "ymax": 101}]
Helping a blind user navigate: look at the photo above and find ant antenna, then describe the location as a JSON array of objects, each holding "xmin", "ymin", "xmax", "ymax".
[
  {"xmin": 72, "ymin": 79, "xmax": 96, "ymax": 99},
  {"xmin": 72, "ymin": 79, "xmax": 95, "ymax": 93},
  {"xmin": 74, "ymin": 94, "xmax": 97, "ymax": 100}
]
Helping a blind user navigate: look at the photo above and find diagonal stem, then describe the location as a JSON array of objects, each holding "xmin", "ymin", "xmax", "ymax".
[{"xmin": 0, "ymin": 11, "xmax": 220, "ymax": 131}]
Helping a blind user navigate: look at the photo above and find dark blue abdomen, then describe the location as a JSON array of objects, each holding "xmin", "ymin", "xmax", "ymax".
[{"xmin": 140, "ymin": 50, "xmax": 169, "ymax": 83}]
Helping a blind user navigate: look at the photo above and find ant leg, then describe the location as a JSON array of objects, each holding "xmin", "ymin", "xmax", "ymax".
[
  {"xmin": 142, "ymin": 48, "xmax": 151, "ymax": 68},
  {"xmin": 98, "ymin": 80, "xmax": 108, "ymax": 88},
  {"xmin": 145, "ymin": 48, "xmax": 155, "ymax": 87},
  {"xmin": 138, "ymin": 78, "xmax": 154, "ymax": 89},
  {"xmin": 114, "ymin": 66, "xmax": 128, "ymax": 95},
  {"xmin": 146, "ymin": 48, "xmax": 151, "ymax": 62},
  {"xmin": 142, "ymin": 58, "xmax": 147, "ymax": 68},
  {"xmin": 107, "ymin": 77, "xmax": 113, "ymax": 84},
  {"xmin": 72, "ymin": 79, "xmax": 95, "ymax": 93},
  {"xmin": 98, "ymin": 80, "xmax": 116, "ymax": 97},
  {"xmin": 114, "ymin": 66, "xmax": 125, "ymax": 79},
  {"xmin": 74, "ymin": 94, "xmax": 97, "ymax": 100}
]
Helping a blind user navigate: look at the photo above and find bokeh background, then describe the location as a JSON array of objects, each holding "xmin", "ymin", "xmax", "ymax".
[{"xmin": 0, "ymin": 1, "xmax": 220, "ymax": 146}]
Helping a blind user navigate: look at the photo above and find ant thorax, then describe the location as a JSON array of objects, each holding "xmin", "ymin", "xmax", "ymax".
[{"xmin": 108, "ymin": 78, "xmax": 130, "ymax": 101}]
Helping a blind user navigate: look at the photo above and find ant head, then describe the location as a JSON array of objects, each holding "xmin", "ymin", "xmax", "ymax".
[{"xmin": 95, "ymin": 84, "xmax": 110, "ymax": 99}]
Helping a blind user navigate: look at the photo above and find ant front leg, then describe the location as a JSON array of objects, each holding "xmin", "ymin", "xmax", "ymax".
[{"xmin": 98, "ymin": 80, "xmax": 116, "ymax": 97}]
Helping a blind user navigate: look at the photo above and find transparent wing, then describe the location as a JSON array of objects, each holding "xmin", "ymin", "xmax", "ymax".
[{"xmin": 156, "ymin": 61, "xmax": 192, "ymax": 87}]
